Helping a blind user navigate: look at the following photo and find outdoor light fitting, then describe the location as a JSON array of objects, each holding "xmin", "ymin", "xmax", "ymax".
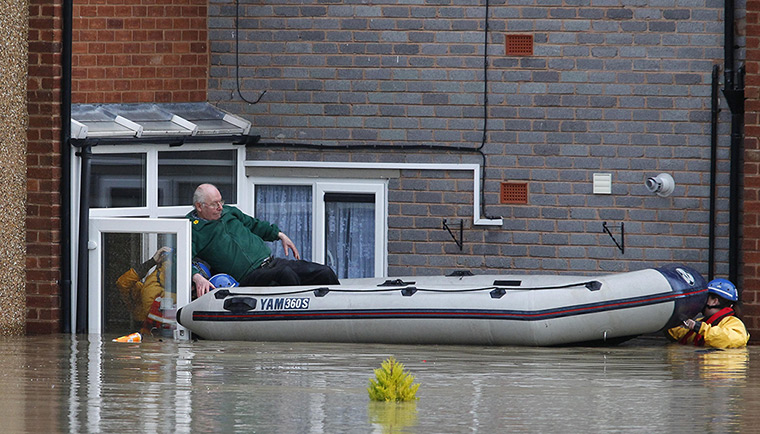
[{"xmin": 645, "ymin": 173, "xmax": 675, "ymax": 197}]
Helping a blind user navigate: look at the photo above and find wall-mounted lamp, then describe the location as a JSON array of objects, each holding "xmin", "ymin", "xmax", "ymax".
[{"xmin": 645, "ymin": 173, "xmax": 675, "ymax": 197}]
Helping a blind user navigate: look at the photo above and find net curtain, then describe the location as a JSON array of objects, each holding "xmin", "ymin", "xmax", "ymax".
[{"xmin": 255, "ymin": 185, "xmax": 374, "ymax": 278}]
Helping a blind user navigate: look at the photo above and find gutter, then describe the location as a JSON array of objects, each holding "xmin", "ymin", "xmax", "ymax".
[{"xmin": 69, "ymin": 133, "xmax": 260, "ymax": 148}]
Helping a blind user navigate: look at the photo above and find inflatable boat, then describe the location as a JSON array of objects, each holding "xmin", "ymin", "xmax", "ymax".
[{"xmin": 177, "ymin": 265, "xmax": 707, "ymax": 346}]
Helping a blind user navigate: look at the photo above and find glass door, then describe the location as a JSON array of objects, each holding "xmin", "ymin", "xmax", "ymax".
[
  {"xmin": 88, "ymin": 218, "xmax": 191, "ymax": 338},
  {"xmin": 316, "ymin": 182, "xmax": 386, "ymax": 279},
  {"xmin": 323, "ymin": 192, "xmax": 376, "ymax": 278}
]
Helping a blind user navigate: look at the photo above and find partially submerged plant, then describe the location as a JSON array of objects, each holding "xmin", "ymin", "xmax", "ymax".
[{"xmin": 368, "ymin": 356, "xmax": 420, "ymax": 402}]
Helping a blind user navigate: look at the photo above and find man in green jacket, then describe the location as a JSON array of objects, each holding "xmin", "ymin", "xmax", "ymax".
[{"xmin": 188, "ymin": 183, "xmax": 339, "ymax": 297}]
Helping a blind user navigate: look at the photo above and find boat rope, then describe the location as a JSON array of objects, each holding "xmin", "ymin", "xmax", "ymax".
[{"xmin": 212, "ymin": 280, "xmax": 602, "ymax": 299}]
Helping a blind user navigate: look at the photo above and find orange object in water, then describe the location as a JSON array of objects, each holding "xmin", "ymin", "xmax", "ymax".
[{"xmin": 113, "ymin": 332, "xmax": 142, "ymax": 343}]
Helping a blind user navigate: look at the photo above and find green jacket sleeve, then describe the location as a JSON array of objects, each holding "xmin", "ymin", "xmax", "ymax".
[{"xmin": 229, "ymin": 206, "xmax": 281, "ymax": 242}]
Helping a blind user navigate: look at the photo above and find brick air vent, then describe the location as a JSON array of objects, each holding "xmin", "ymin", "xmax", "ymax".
[
  {"xmin": 500, "ymin": 182, "xmax": 528, "ymax": 204},
  {"xmin": 505, "ymin": 34, "xmax": 533, "ymax": 56}
]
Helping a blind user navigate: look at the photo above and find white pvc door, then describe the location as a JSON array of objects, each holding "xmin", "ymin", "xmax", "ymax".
[{"xmin": 87, "ymin": 218, "xmax": 191, "ymax": 338}]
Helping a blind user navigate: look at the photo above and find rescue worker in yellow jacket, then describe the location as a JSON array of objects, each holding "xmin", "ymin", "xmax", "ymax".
[
  {"xmin": 116, "ymin": 246, "xmax": 174, "ymax": 335},
  {"xmin": 667, "ymin": 278, "xmax": 749, "ymax": 348}
]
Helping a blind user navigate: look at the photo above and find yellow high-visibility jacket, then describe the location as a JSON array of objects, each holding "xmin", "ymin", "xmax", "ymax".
[
  {"xmin": 668, "ymin": 315, "xmax": 749, "ymax": 349},
  {"xmin": 116, "ymin": 259, "xmax": 167, "ymax": 322}
]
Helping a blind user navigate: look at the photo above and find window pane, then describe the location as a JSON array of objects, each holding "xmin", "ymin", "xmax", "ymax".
[
  {"xmin": 90, "ymin": 154, "xmax": 146, "ymax": 208},
  {"xmin": 255, "ymin": 185, "xmax": 313, "ymax": 261},
  {"xmin": 325, "ymin": 195, "xmax": 375, "ymax": 279},
  {"xmin": 102, "ymin": 232, "xmax": 178, "ymax": 336},
  {"xmin": 158, "ymin": 150, "xmax": 237, "ymax": 206}
]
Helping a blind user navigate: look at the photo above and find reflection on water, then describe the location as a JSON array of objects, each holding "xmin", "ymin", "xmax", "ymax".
[
  {"xmin": 369, "ymin": 401, "xmax": 418, "ymax": 433},
  {"xmin": 1, "ymin": 334, "xmax": 760, "ymax": 432}
]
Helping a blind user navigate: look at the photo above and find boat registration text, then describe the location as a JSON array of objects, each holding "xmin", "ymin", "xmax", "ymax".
[{"xmin": 261, "ymin": 297, "xmax": 310, "ymax": 310}]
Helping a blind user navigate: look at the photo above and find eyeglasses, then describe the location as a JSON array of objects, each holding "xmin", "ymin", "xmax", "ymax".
[{"xmin": 204, "ymin": 200, "xmax": 225, "ymax": 208}]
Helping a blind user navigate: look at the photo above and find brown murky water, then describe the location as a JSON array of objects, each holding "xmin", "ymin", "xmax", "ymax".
[{"xmin": 1, "ymin": 334, "xmax": 758, "ymax": 433}]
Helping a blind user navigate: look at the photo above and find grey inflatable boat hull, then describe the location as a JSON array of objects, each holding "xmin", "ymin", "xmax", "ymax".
[{"xmin": 177, "ymin": 265, "xmax": 707, "ymax": 346}]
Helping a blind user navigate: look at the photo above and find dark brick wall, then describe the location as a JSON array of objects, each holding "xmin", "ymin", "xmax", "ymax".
[{"xmin": 216, "ymin": 0, "xmax": 734, "ymax": 277}]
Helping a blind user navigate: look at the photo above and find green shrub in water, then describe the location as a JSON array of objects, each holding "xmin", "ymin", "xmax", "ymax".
[{"xmin": 368, "ymin": 356, "xmax": 420, "ymax": 402}]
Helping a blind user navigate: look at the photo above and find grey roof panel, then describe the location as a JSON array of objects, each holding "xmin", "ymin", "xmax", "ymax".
[
  {"xmin": 71, "ymin": 102, "xmax": 252, "ymax": 141},
  {"xmin": 70, "ymin": 104, "xmax": 135, "ymax": 138},
  {"xmin": 164, "ymin": 103, "xmax": 229, "ymax": 120},
  {"xmin": 99, "ymin": 104, "xmax": 191, "ymax": 136}
]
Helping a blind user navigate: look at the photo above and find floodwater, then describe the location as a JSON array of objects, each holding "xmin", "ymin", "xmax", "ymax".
[{"xmin": 1, "ymin": 334, "xmax": 758, "ymax": 433}]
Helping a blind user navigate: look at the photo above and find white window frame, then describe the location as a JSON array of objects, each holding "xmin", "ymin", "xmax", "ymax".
[
  {"xmin": 316, "ymin": 181, "xmax": 386, "ymax": 276},
  {"xmin": 70, "ymin": 143, "xmax": 248, "ymax": 334},
  {"xmin": 74, "ymin": 143, "xmax": 249, "ymax": 219},
  {"xmin": 87, "ymin": 217, "xmax": 192, "ymax": 339},
  {"xmin": 250, "ymin": 177, "xmax": 388, "ymax": 278}
]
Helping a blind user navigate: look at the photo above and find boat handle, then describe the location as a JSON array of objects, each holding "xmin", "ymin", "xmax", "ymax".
[
  {"xmin": 378, "ymin": 279, "xmax": 416, "ymax": 287},
  {"xmin": 215, "ymin": 289, "xmax": 232, "ymax": 299},
  {"xmin": 223, "ymin": 297, "xmax": 257, "ymax": 313},
  {"xmin": 401, "ymin": 287, "xmax": 418, "ymax": 296}
]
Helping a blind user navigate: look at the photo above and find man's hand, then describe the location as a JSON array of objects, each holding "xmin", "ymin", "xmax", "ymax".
[
  {"xmin": 152, "ymin": 246, "xmax": 172, "ymax": 264},
  {"xmin": 279, "ymin": 232, "xmax": 301, "ymax": 260},
  {"xmin": 193, "ymin": 273, "xmax": 215, "ymax": 298}
]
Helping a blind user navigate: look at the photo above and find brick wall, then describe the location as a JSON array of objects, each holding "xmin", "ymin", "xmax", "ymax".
[
  {"xmin": 219, "ymin": 0, "xmax": 734, "ymax": 277},
  {"xmin": 744, "ymin": 0, "xmax": 760, "ymax": 333},
  {"xmin": 27, "ymin": 0, "xmax": 64, "ymax": 333},
  {"xmin": 25, "ymin": 0, "xmax": 211, "ymax": 334},
  {"xmin": 387, "ymin": 166, "xmax": 508, "ymax": 275},
  {"xmin": 72, "ymin": 0, "xmax": 209, "ymax": 104},
  {"xmin": 25, "ymin": 0, "xmax": 758, "ymax": 337}
]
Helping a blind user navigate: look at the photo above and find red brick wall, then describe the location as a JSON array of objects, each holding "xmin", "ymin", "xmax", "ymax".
[
  {"xmin": 27, "ymin": 0, "xmax": 64, "ymax": 334},
  {"xmin": 71, "ymin": 0, "xmax": 209, "ymax": 103},
  {"xmin": 25, "ymin": 0, "xmax": 210, "ymax": 334},
  {"xmin": 744, "ymin": 0, "xmax": 760, "ymax": 337}
]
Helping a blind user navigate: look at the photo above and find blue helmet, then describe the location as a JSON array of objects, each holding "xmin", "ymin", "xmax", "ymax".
[
  {"xmin": 209, "ymin": 273, "xmax": 239, "ymax": 289},
  {"xmin": 707, "ymin": 278, "xmax": 738, "ymax": 302},
  {"xmin": 193, "ymin": 260, "xmax": 211, "ymax": 279}
]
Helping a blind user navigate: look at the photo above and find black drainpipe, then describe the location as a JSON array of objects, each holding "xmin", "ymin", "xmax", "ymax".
[
  {"xmin": 75, "ymin": 145, "xmax": 92, "ymax": 333},
  {"xmin": 61, "ymin": 0, "xmax": 73, "ymax": 332},
  {"xmin": 723, "ymin": 0, "xmax": 745, "ymax": 285},
  {"xmin": 709, "ymin": 65, "xmax": 719, "ymax": 282}
]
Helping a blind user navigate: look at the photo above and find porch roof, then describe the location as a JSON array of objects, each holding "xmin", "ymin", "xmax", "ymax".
[{"xmin": 70, "ymin": 103, "xmax": 252, "ymax": 140}]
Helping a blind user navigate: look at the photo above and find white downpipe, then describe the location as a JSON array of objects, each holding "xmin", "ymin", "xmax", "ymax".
[{"xmin": 244, "ymin": 161, "xmax": 503, "ymax": 226}]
